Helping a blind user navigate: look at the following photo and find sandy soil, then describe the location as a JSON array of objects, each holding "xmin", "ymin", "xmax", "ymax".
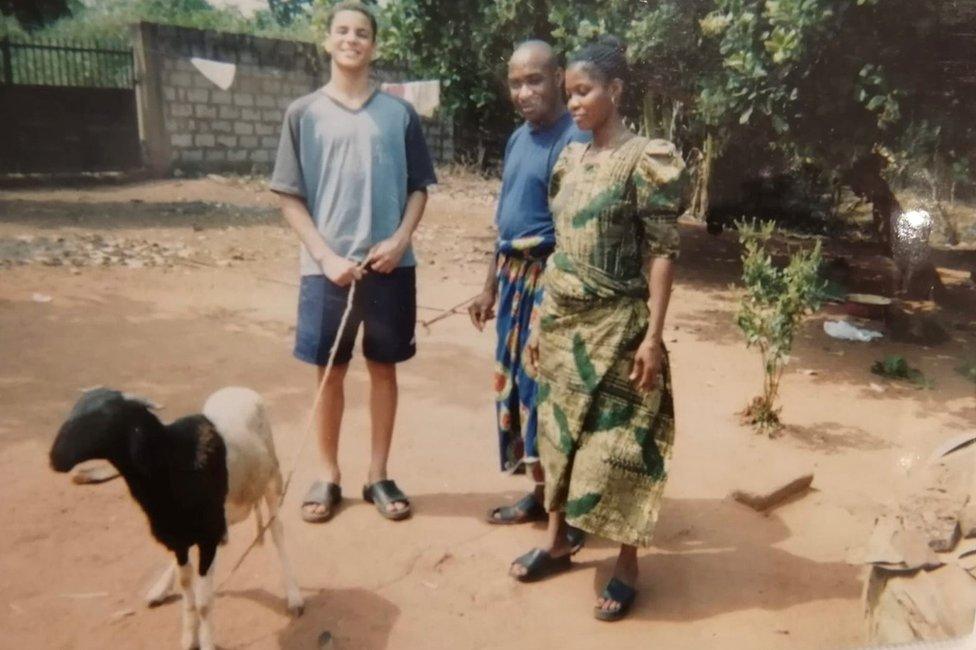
[{"xmin": 0, "ymin": 174, "xmax": 973, "ymax": 650}]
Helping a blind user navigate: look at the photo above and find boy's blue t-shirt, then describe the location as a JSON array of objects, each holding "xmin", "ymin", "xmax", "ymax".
[
  {"xmin": 270, "ymin": 89, "xmax": 437, "ymax": 275},
  {"xmin": 495, "ymin": 111, "xmax": 588, "ymax": 246}
]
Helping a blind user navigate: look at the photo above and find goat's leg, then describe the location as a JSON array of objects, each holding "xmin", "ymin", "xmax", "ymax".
[
  {"xmin": 145, "ymin": 560, "xmax": 176, "ymax": 607},
  {"xmin": 265, "ymin": 491, "xmax": 304, "ymax": 616},
  {"xmin": 175, "ymin": 548, "xmax": 199, "ymax": 650},
  {"xmin": 194, "ymin": 543, "xmax": 218, "ymax": 650}
]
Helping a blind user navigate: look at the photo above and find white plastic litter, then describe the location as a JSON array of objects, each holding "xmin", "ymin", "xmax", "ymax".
[
  {"xmin": 824, "ymin": 320, "xmax": 884, "ymax": 342},
  {"xmin": 190, "ymin": 57, "xmax": 236, "ymax": 91}
]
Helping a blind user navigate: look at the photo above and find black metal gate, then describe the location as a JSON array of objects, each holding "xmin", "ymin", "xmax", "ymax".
[{"xmin": 0, "ymin": 38, "xmax": 142, "ymax": 174}]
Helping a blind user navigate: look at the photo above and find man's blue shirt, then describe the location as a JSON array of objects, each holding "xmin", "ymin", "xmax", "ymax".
[{"xmin": 495, "ymin": 111, "xmax": 588, "ymax": 246}]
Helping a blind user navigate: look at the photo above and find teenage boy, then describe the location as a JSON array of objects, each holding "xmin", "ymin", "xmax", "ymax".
[{"xmin": 270, "ymin": 1, "xmax": 437, "ymax": 523}]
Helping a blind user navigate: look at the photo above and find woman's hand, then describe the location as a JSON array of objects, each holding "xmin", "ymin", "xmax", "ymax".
[{"xmin": 630, "ymin": 336, "xmax": 663, "ymax": 392}]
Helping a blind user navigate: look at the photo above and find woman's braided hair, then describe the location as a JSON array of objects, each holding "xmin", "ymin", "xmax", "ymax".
[{"xmin": 568, "ymin": 35, "xmax": 629, "ymax": 86}]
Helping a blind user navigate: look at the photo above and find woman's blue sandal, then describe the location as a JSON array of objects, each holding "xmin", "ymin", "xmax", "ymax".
[
  {"xmin": 594, "ymin": 577, "xmax": 637, "ymax": 621},
  {"xmin": 510, "ymin": 548, "xmax": 573, "ymax": 582},
  {"xmin": 486, "ymin": 492, "xmax": 547, "ymax": 524}
]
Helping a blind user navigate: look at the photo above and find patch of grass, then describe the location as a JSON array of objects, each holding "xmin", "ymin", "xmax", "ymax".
[
  {"xmin": 956, "ymin": 359, "xmax": 976, "ymax": 385},
  {"xmin": 871, "ymin": 355, "xmax": 933, "ymax": 389}
]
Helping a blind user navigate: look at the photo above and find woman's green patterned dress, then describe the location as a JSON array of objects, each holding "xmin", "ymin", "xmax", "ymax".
[{"xmin": 536, "ymin": 136, "xmax": 686, "ymax": 547}]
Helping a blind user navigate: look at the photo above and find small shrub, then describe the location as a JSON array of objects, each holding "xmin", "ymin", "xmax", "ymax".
[{"xmin": 736, "ymin": 219, "xmax": 825, "ymax": 435}]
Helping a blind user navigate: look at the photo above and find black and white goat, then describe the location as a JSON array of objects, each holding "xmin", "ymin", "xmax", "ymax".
[{"xmin": 50, "ymin": 387, "xmax": 304, "ymax": 650}]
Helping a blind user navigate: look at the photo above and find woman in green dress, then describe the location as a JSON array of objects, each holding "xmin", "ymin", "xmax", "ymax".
[{"xmin": 509, "ymin": 35, "xmax": 686, "ymax": 621}]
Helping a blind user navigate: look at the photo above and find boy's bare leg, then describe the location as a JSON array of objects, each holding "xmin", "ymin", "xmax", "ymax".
[
  {"xmin": 303, "ymin": 363, "xmax": 348, "ymax": 519},
  {"xmin": 365, "ymin": 359, "xmax": 407, "ymax": 514}
]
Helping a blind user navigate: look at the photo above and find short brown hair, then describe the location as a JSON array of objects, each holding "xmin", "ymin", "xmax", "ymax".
[{"xmin": 326, "ymin": 2, "xmax": 378, "ymax": 42}]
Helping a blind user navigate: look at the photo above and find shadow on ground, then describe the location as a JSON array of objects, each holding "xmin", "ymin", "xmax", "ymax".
[{"xmin": 586, "ymin": 496, "xmax": 862, "ymax": 623}]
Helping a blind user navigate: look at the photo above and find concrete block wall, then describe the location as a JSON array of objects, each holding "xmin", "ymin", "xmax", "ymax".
[
  {"xmin": 159, "ymin": 56, "xmax": 314, "ymax": 172},
  {"xmin": 135, "ymin": 23, "xmax": 453, "ymax": 175}
]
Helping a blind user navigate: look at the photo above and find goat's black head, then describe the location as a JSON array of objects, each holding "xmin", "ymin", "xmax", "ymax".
[{"xmin": 50, "ymin": 388, "xmax": 162, "ymax": 473}]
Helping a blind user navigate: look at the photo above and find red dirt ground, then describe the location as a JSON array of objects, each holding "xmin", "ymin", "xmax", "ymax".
[{"xmin": 0, "ymin": 174, "xmax": 973, "ymax": 649}]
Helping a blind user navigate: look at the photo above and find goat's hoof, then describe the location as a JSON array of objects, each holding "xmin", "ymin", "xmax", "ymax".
[
  {"xmin": 288, "ymin": 601, "xmax": 305, "ymax": 617},
  {"xmin": 181, "ymin": 633, "xmax": 200, "ymax": 650}
]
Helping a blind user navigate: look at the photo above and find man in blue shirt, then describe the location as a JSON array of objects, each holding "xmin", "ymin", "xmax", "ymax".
[{"xmin": 469, "ymin": 41, "xmax": 588, "ymax": 532}]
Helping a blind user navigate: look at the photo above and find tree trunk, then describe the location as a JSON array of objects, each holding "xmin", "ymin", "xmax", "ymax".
[
  {"xmin": 691, "ymin": 133, "xmax": 715, "ymax": 222},
  {"xmin": 668, "ymin": 100, "xmax": 682, "ymax": 142},
  {"xmin": 641, "ymin": 90, "xmax": 658, "ymax": 139}
]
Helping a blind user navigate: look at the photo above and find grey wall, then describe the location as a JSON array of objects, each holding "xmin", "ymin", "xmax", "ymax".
[{"xmin": 133, "ymin": 22, "xmax": 453, "ymax": 175}]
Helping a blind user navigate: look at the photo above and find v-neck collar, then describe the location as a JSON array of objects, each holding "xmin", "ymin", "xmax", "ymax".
[{"xmin": 319, "ymin": 87, "xmax": 379, "ymax": 114}]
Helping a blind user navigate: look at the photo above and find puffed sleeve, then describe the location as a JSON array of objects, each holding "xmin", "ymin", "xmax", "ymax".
[{"xmin": 633, "ymin": 139, "xmax": 687, "ymax": 260}]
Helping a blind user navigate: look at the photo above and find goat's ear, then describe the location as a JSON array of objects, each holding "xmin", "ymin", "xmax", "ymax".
[
  {"xmin": 121, "ymin": 393, "xmax": 164, "ymax": 410},
  {"xmin": 50, "ymin": 416, "xmax": 86, "ymax": 472}
]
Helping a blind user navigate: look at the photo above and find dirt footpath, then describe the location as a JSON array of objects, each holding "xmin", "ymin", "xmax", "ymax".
[{"xmin": 0, "ymin": 175, "xmax": 973, "ymax": 649}]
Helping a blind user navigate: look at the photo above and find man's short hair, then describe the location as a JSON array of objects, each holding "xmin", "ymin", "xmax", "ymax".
[
  {"xmin": 512, "ymin": 39, "xmax": 561, "ymax": 71},
  {"xmin": 326, "ymin": 1, "xmax": 378, "ymax": 42}
]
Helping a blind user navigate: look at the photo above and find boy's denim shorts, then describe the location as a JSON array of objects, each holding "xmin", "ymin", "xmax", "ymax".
[{"xmin": 294, "ymin": 266, "xmax": 416, "ymax": 366}]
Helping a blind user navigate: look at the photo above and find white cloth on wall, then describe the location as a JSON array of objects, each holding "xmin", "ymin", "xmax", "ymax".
[
  {"xmin": 380, "ymin": 80, "xmax": 440, "ymax": 118},
  {"xmin": 190, "ymin": 57, "xmax": 237, "ymax": 91}
]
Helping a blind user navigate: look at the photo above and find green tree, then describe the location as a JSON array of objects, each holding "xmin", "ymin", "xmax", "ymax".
[
  {"xmin": 269, "ymin": 0, "xmax": 314, "ymax": 26},
  {"xmin": 34, "ymin": 0, "xmax": 314, "ymax": 43},
  {"xmin": 367, "ymin": 0, "xmax": 556, "ymax": 164},
  {"xmin": 694, "ymin": 0, "xmax": 976, "ymax": 249},
  {"xmin": 0, "ymin": 0, "xmax": 72, "ymax": 31},
  {"xmin": 376, "ymin": 0, "xmax": 976, "ymax": 248}
]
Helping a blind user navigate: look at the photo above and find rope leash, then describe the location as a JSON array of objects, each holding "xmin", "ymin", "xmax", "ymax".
[
  {"xmin": 176, "ymin": 256, "xmax": 478, "ymax": 318},
  {"xmin": 220, "ymin": 277, "xmax": 357, "ymax": 587},
  {"xmin": 216, "ymin": 265, "xmax": 481, "ymax": 587}
]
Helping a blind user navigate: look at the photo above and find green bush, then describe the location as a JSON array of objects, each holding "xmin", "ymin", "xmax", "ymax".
[
  {"xmin": 872, "ymin": 355, "xmax": 933, "ymax": 389},
  {"xmin": 29, "ymin": 0, "xmax": 314, "ymax": 44},
  {"xmin": 736, "ymin": 219, "xmax": 825, "ymax": 434}
]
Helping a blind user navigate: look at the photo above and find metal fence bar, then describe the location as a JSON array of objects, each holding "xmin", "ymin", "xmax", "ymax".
[
  {"xmin": 53, "ymin": 38, "xmax": 62, "ymax": 86},
  {"xmin": 1, "ymin": 39, "xmax": 11, "ymax": 85},
  {"xmin": 7, "ymin": 41, "xmax": 131, "ymax": 56},
  {"xmin": 3, "ymin": 37, "xmax": 134, "ymax": 89}
]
